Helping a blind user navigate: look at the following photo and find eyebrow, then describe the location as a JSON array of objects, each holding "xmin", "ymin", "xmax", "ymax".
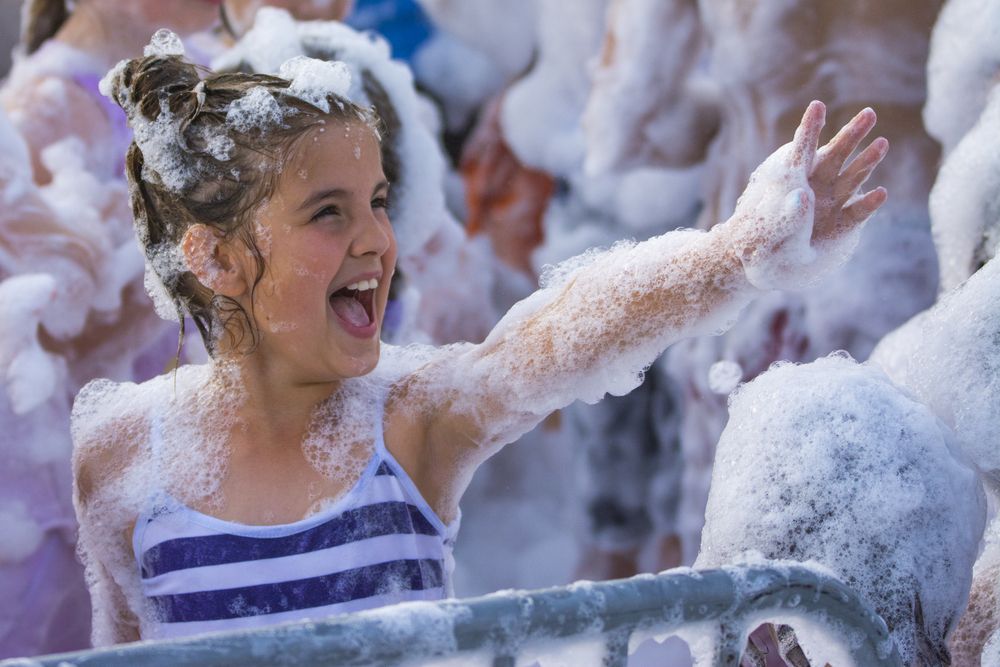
[{"xmin": 297, "ymin": 180, "xmax": 390, "ymax": 212}]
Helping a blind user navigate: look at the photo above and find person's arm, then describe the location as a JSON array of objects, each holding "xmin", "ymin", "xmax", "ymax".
[
  {"xmin": 583, "ymin": 0, "xmax": 720, "ymax": 172},
  {"xmin": 390, "ymin": 102, "xmax": 887, "ymax": 519},
  {"xmin": 72, "ymin": 392, "xmax": 144, "ymax": 645}
]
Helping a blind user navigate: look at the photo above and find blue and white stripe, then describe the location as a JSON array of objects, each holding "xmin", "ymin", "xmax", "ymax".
[{"xmin": 134, "ymin": 455, "xmax": 458, "ymax": 640}]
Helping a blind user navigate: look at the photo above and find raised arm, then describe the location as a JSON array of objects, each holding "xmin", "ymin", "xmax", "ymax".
[{"xmin": 392, "ymin": 102, "xmax": 886, "ymax": 518}]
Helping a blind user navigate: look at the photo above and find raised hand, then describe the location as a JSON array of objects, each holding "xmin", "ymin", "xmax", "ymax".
[
  {"xmin": 725, "ymin": 100, "xmax": 888, "ymax": 291},
  {"xmin": 809, "ymin": 104, "xmax": 888, "ymax": 245}
]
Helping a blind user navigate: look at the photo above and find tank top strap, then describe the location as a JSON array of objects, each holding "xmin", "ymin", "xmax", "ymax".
[{"xmin": 372, "ymin": 385, "xmax": 389, "ymax": 459}]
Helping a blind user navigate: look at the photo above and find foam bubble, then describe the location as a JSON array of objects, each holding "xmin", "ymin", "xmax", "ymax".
[
  {"xmin": 143, "ymin": 29, "xmax": 185, "ymax": 58},
  {"xmin": 707, "ymin": 360, "xmax": 742, "ymax": 395},
  {"xmin": 205, "ymin": 133, "xmax": 235, "ymax": 162}
]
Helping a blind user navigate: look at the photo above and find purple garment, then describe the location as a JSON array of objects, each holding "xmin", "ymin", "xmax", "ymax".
[
  {"xmin": 0, "ymin": 393, "xmax": 90, "ymax": 658},
  {"xmin": 69, "ymin": 72, "xmax": 132, "ymax": 177},
  {"xmin": 0, "ymin": 42, "xmax": 143, "ymax": 659}
]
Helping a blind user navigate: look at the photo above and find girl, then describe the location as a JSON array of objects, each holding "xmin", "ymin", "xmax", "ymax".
[{"xmin": 71, "ymin": 38, "xmax": 887, "ymax": 644}]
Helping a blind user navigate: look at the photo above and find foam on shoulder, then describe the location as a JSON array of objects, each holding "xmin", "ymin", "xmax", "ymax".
[{"xmin": 71, "ymin": 363, "xmax": 244, "ymax": 643}]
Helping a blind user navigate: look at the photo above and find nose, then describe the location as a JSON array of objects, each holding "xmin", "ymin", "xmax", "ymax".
[{"xmin": 349, "ymin": 211, "xmax": 393, "ymax": 258}]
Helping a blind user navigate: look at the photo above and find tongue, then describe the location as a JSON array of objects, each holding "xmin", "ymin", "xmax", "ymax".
[{"xmin": 330, "ymin": 295, "xmax": 371, "ymax": 328}]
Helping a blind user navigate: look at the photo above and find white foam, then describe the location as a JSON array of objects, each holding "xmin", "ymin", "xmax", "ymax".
[
  {"xmin": 278, "ymin": 56, "xmax": 352, "ymax": 113},
  {"xmin": 143, "ymin": 29, "xmax": 186, "ymax": 58},
  {"xmin": 871, "ymin": 256, "xmax": 1000, "ymax": 488},
  {"xmin": 225, "ymin": 86, "xmax": 287, "ymax": 134},
  {"xmin": 0, "ymin": 501, "xmax": 43, "ymax": 564},
  {"xmin": 928, "ymin": 85, "xmax": 1000, "ymax": 292},
  {"xmin": 697, "ymin": 355, "xmax": 985, "ymax": 664},
  {"xmin": 707, "ymin": 361, "xmax": 742, "ymax": 395},
  {"xmin": 72, "ymin": 363, "xmax": 245, "ymax": 643},
  {"xmin": 144, "ymin": 243, "xmax": 186, "ymax": 322},
  {"xmin": 205, "ymin": 133, "xmax": 235, "ymax": 162},
  {"xmin": 924, "ymin": 0, "xmax": 1000, "ymax": 154}
]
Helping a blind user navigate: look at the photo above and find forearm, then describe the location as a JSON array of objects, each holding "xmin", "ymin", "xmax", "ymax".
[{"xmin": 468, "ymin": 223, "xmax": 754, "ymax": 428}]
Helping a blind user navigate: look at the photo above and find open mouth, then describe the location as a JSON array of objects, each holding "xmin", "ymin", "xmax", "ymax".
[{"xmin": 329, "ymin": 284, "xmax": 377, "ymax": 337}]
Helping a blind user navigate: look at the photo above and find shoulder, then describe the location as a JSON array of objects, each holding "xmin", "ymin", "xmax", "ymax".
[
  {"xmin": 380, "ymin": 342, "xmax": 487, "ymax": 517},
  {"xmin": 71, "ymin": 378, "xmax": 148, "ymax": 506}
]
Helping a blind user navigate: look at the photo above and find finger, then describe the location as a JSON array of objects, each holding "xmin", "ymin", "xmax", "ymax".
[
  {"xmin": 836, "ymin": 137, "xmax": 889, "ymax": 199},
  {"xmin": 814, "ymin": 107, "xmax": 877, "ymax": 179},
  {"xmin": 842, "ymin": 186, "xmax": 888, "ymax": 226},
  {"xmin": 790, "ymin": 100, "xmax": 826, "ymax": 170}
]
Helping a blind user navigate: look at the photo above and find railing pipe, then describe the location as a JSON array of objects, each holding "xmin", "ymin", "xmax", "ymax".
[{"xmin": 0, "ymin": 564, "xmax": 902, "ymax": 667}]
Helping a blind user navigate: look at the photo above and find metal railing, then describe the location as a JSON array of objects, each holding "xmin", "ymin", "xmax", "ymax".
[{"xmin": 1, "ymin": 564, "xmax": 901, "ymax": 667}]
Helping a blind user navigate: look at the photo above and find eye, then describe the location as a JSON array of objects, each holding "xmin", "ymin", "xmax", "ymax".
[
  {"xmin": 311, "ymin": 205, "xmax": 341, "ymax": 222},
  {"xmin": 372, "ymin": 195, "xmax": 389, "ymax": 210}
]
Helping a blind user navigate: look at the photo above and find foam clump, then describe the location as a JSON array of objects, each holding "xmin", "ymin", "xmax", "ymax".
[
  {"xmin": 279, "ymin": 56, "xmax": 352, "ymax": 114},
  {"xmin": 225, "ymin": 86, "xmax": 286, "ymax": 134},
  {"xmin": 226, "ymin": 5, "xmax": 304, "ymax": 76},
  {"xmin": 143, "ymin": 28, "xmax": 185, "ymax": 58},
  {"xmin": 870, "ymin": 256, "xmax": 1000, "ymax": 486},
  {"xmin": 924, "ymin": 0, "xmax": 1000, "ymax": 154},
  {"xmin": 205, "ymin": 133, "xmax": 235, "ymax": 162},
  {"xmin": 0, "ymin": 273, "xmax": 60, "ymax": 414},
  {"xmin": 0, "ymin": 501, "xmax": 43, "ymax": 563},
  {"xmin": 927, "ymin": 85, "xmax": 1000, "ymax": 292},
  {"xmin": 100, "ymin": 32, "xmax": 200, "ymax": 193},
  {"xmin": 141, "ymin": 243, "xmax": 185, "ymax": 322},
  {"xmin": 697, "ymin": 354, "xmax": 985, "ymax": 665},
  {"xmin": 707, "ymin": 360, "xmax": 742, "ymax": 395}
]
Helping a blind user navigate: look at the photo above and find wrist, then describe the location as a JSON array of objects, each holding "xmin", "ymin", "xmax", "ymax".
[{"xmin": 707, "ymin": 219, "xmax": 763, "ymax": 295}]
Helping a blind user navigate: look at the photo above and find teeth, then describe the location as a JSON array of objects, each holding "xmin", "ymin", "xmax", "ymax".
[{"xmin": 345, "ymin": 279, "xmax": 379, "ymax": 291}]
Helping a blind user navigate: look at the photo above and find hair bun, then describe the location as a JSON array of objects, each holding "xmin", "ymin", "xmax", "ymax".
[{"xmin": 101, "ymin": 53, "xmax": 203, "ymax": 126}]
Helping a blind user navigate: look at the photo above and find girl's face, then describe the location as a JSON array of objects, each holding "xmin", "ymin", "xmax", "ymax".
[{"xmin": 241, "ymin": 120, "xmax": 396, "ymax": 382}]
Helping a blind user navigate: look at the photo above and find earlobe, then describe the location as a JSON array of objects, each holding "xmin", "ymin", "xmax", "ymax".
[{"xmin": 181, "ymin": 224, "xmax": 247, "ymax": 298}]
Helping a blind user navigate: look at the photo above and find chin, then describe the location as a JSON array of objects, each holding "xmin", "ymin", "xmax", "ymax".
[{"xmin": 339, "ymin": 342, "xmax": 381, "ymax": 378}]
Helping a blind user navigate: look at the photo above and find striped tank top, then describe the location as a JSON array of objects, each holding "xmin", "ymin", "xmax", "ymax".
[{"xmin": 133, "ymin": 411, "xmax": 459, "ymax": 640}]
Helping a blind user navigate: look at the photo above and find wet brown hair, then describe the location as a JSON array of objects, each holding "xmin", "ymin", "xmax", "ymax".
[
  {"xmin": 104, "ymin": 52, "xmax": 382, "ymax": 355},
  {"xmin": 21, "ymin": 0, "xmax": 69, "ymax": 55}
]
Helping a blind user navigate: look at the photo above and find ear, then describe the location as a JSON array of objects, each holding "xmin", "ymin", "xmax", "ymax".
[{"xmin": 181, "ymin": 224, "xmax": 248, "ymax": 298}]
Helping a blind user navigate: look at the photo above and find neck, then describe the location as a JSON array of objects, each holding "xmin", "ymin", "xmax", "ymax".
[
  {"xmin": 215, "ymin": 352, "xmax": 343, "ymax": 454},
  {"xmin": 55, "ymin": 1, "xmax": 176, "ymax": 67}
]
